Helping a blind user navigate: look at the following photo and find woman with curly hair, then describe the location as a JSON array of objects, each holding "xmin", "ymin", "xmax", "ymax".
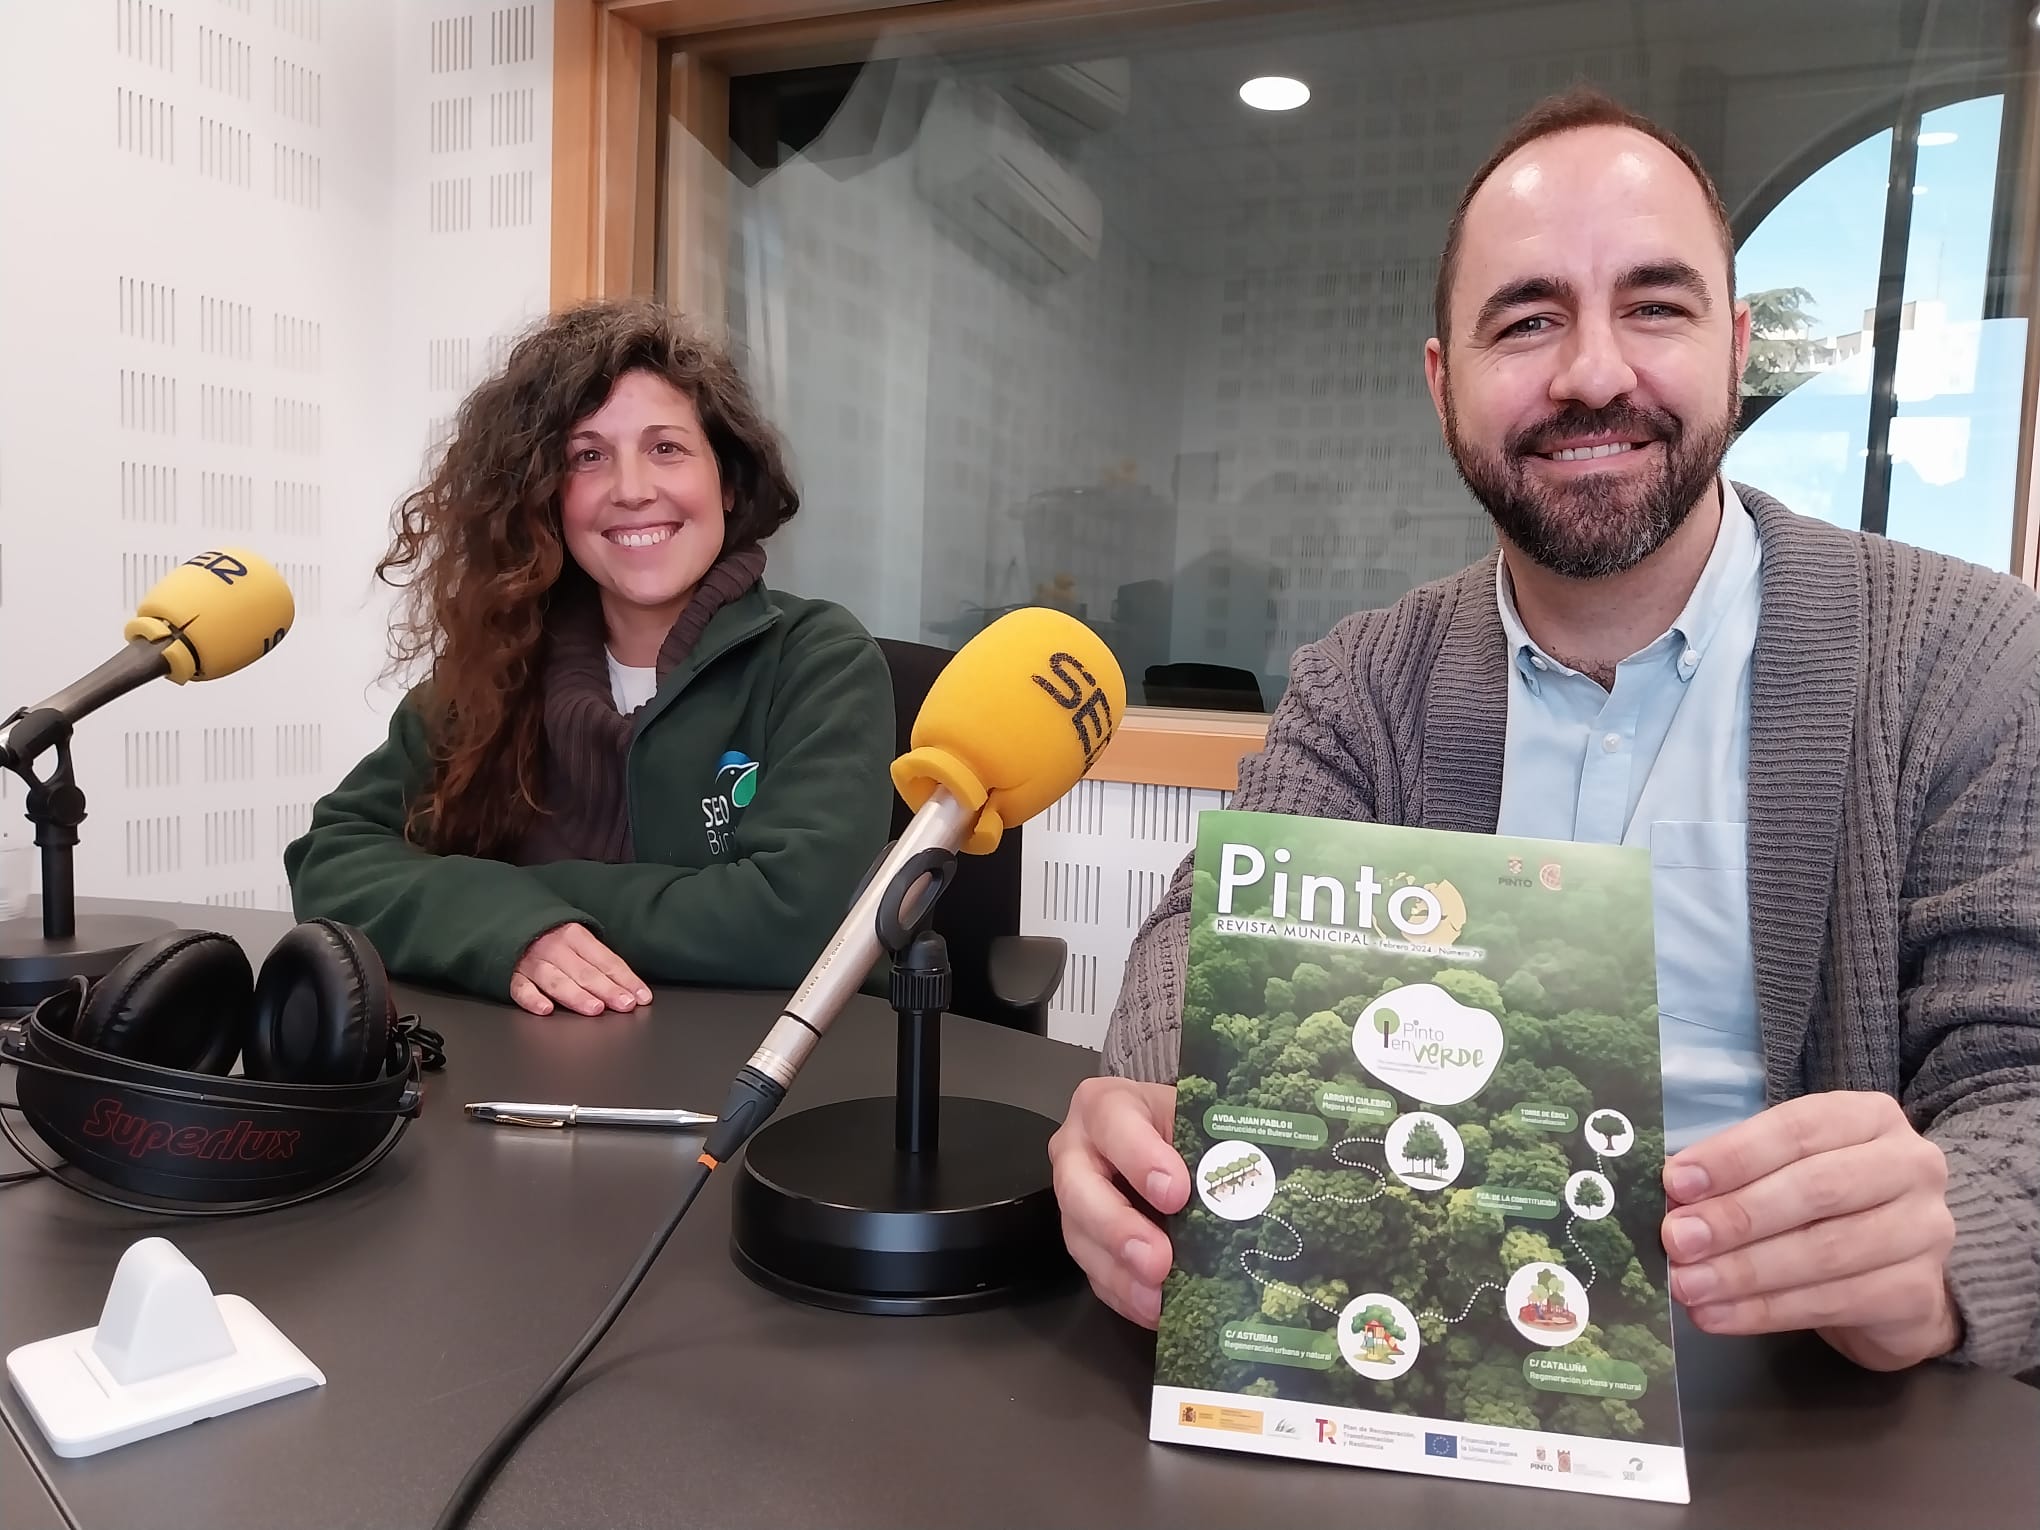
[{"xmin": 285, "ymin": 299, "xmax": 894, "ymax": 1015}]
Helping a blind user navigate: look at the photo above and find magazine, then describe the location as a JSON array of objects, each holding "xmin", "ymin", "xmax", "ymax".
[{"xmin": 1150, "ymin": 810, "xmax": 1689, "ymax": 1503}]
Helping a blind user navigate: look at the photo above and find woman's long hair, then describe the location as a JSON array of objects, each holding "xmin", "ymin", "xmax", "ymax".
[{"xmin": 378, "ymin": 299, "xmax": 800, "ymax": 858}]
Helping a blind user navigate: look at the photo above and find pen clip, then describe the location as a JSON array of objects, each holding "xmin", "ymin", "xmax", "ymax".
[{"xmin": 465, "ymin": 1105, "xmax": 569, "ymax": 1129}]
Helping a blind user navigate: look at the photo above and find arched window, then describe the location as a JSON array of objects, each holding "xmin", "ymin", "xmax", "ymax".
[{"xmin": 1725, "ymin": 92, "xmax": 2024, "ymax": 571}]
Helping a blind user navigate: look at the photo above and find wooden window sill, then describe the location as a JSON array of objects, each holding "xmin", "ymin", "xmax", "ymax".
[{"xmin": 1092, "ymin": 708, "xmax": 1268, "ymax": 790}]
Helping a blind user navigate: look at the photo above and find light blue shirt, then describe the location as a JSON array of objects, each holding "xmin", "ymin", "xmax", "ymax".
[{"xmin": 1493, "ymin": 481, "xmax": 1764, "ymax": 1154}]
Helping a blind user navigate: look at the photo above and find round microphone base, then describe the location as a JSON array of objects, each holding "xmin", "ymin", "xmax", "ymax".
[
  {"xmin": 0, "ymin": 913, "xmax": 177, "ymax": 1016},
  {"xmin": 731, "ymin": 1095, "xmax": 1075, "ymax": 1315}
]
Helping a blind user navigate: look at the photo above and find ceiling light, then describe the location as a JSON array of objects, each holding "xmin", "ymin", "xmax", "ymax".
[
  {"xmin": 1917, "ymin": 130, "xmax": 1959, "ymax": 147},
  {"xmin": 1240, "ymin": 76, "xmax": 1310, "ymax": 112}
]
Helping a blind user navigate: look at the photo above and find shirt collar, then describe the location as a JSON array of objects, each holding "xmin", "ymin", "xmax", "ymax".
[{"xmin": 1494, "ymin": 478, "xmax": 1758, "ymax": 686}]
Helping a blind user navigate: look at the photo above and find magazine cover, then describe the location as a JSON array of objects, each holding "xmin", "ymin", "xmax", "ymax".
[{"xmin": 1150, "ymin": 811, "xmax": 1689, "ymax": 1503}]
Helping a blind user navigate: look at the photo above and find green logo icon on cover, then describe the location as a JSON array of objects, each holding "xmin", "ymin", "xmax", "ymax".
[{"xmin": 1351, "ymin": 983, "xmax": 1504, "ymax": 1104}]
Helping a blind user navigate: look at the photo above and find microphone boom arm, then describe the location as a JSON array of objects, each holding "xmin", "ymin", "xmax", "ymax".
[
  {"xmin": 2, "ymin": 638, "xmax": 174, "ymax": 772},
  {"xmin": 2, "ymin": 706, "xmax": 72, "ymax": 774},
  {"xmin": 758, "ymin": 789, "xmax": 975, "ymax": 1091},
  {"xmin": 0, "ymin": 709, "xmax": 86, "ymax": 942},
  {"xmin": 698, "ymin": 788, "xmax": 977, "ymax": 1169},
  {"xmin": 0, "ymin": 634, "xmax": 180, "ymax": 943}
]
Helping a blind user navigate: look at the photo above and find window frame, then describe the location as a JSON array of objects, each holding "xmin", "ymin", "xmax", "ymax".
[
  {"xmin": 1730, "ymin": 46, "xmax": 2037, "ymax": 545},
  {"xmin": 554, "ymin": 0, "xmax": 2040, "ymax": 791}
]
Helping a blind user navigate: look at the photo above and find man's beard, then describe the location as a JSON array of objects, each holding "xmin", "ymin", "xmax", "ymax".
[{"xmin": 1442, "ymin": 374, "xmax": 1736, "ymax": 580}]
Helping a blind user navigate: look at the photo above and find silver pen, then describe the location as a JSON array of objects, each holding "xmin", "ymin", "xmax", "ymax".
[{"xmin": 465, "ymin": 1101, "xmax": 718, "ymax": 1130}]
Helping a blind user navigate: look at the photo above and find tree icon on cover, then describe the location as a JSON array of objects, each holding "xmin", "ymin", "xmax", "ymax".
[
  {"xmin": 1588, "ymin": 1112, "xmax": 1626, "ymax": 1150},
  {"xmin": 1573, "ymin": 1177, "xmax": 1607, "ymax": 1212},
  {"xmin": 1348, "ymin": 1303, "xmax": 1408, "ymax": 1362},
  {"xmin": 1400, "ymin": 1119, "xmax": 1448, "ymax": 1179},
  {"xmin": 1373, "ymin": 1006, "xmax": 1401, "ymax": 1048}
]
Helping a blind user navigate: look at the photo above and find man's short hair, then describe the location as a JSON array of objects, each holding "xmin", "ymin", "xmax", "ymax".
[{"xmin": 1432, "ymin": 85, "xmax": 1736, "ymax": 344}]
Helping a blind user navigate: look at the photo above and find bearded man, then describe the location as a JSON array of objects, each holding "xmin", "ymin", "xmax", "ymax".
[{"xmin": 1049, "ymin": 86, "xmax": 2040, "ymax": 1378}]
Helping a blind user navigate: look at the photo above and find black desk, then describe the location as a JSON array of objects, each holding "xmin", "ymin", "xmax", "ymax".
[
  {"xmin": 3, "ymin": 903, "xmax": 2036, "ymax": 1529},
  {"xmin": 2, "ymin": 1412, "xmax": 66, "ymax": 1530}
]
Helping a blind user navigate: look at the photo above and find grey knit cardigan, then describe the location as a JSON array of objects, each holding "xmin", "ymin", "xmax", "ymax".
[{"xmin": 1103, "ymin": 486, "xmax": 2040, "ymax": 1374}]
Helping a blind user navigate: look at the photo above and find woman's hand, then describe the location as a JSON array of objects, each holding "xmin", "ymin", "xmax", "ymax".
[{"xmin": 511, "ymin": 924, "xmax": 654, "ymax": 1016}]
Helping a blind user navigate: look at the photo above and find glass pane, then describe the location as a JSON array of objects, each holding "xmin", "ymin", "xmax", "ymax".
[
  {"xmin": 1722, "ymin": 127, "xmax": 1891, "ymax": 530},
  {"xmin": 1885, "ymin": 95, "xmax": 2023, "ymax": 572},
  {"xmin": 683, "ymin": 0, "xmax": 2034, "ymax": 710}
]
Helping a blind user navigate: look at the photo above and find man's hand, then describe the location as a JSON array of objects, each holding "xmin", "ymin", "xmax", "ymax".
[
  {"xmin": 1661, "ymin": 1091, "xmax": 1959, "ymax": 1370},
  {"xmin": 1048, "ymin": 1078, "xmax": 1187, "ymax": 1328},
  {"xmin": 510, "ymin": 924, "xmax": 654, "ymax": 1017}
]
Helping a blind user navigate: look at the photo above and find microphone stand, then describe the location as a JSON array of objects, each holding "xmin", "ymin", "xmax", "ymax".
[
  {"xmin": 0, "ymin": 708, "xmax": 174, "ymax": 1015},
  {"xmin": 730, "ymin": 849, "xmax": 1076, "ymax": 1314}
]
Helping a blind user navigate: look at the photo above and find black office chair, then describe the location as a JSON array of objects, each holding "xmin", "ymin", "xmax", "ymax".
[
  {"xmin": 1143, "ymin": 661, "xmax": 1266, "ymax": 712},
  {"xmin": 877, "ymin": 638, "xmax": 1066, "ymax": 1034}
]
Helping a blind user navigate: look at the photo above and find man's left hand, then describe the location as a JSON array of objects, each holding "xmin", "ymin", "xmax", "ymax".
[{"xmin": 1661, "ymin": 1091, "xmax": 1960, "ymax": 1371}]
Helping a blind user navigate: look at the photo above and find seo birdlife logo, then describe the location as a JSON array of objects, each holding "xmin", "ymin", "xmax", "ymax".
[{"xmin": 702, "ymin": 750, "xmax": 760, "ymax": 859}]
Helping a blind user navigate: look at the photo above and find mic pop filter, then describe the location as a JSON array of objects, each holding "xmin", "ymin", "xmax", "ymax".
[
  {"xmin": 891, "ymin": 607, "xmax": 1127, "ymax": 854},
  {"xmin": 123, "ymin": 548, "xmax": 295, "ymax": 683}
]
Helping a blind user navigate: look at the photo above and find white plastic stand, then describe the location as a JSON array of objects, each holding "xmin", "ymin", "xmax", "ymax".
[{"xmin": 5, "ymin": 1237, "xmax": 324, "ymax": 1457}]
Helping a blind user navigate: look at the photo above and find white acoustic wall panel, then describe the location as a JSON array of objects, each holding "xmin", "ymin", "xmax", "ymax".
[
  {"xmin": 0, "ymin": 1, "xmax": 1202, "ymax": 1065},
  {"xmin": 391, "ymin": 2, "xmax": 553, "ymax": 496},
  {"xmin": 0, "ymin": 2, "xmax": 553, "ymax": 914},
  {"xmin": 1021, "ymin": 779, "xmax": 1232, "ymax": 1048}
]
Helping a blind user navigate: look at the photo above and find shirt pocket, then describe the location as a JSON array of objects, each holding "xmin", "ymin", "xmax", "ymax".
[
  {"xmin": 1648, "ymin": 820, "xmax": 1752, "ymax": 1038},
  {"xmin": 1650, "ymin": 819, "xmax": 1747, "ymax": 874}
]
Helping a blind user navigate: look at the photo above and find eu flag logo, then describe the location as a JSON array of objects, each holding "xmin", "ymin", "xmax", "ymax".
[{"xmin": 1424, "ymin": 1433, "xmax": 1459, "ymax": 1458}]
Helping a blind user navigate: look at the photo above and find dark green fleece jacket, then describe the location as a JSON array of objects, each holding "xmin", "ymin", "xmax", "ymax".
[{"xmin": 284, "ymin": 586, "xmax": 894, "ymax": 999}]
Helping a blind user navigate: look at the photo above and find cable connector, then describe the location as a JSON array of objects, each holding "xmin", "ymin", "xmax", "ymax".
[{"xmin": 699, "ymin": 1067, "xmax": 785, "ymax": 1167}]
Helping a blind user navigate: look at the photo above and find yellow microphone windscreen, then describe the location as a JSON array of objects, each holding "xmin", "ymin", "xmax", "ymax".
[
  {"xmin": 122, "ymin": 549, "xmax": 295, "ymax": 683},
  {"xmin": 892, "ymin": 607, "xmax": 1126, "ymax": 854}
]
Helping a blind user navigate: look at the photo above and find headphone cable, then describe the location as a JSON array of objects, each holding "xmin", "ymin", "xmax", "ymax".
[{"xmin": 1, "ymin": 1095, "xmax": 45, "ymax": 1183}]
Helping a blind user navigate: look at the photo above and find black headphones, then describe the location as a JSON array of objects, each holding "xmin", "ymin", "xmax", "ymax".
[{"xmin": 0, "ymin": 918, "xmax": 443, "ymax": 1215}]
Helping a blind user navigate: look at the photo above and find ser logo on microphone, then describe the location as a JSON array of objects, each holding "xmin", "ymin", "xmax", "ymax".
[
  {"xmin": 185, "ymin": 550, "xmax": 252, "ymax": 585},
  {"xmin": 1032, "ymin": 651, "xmax": 1114, "ymax": 767}
]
